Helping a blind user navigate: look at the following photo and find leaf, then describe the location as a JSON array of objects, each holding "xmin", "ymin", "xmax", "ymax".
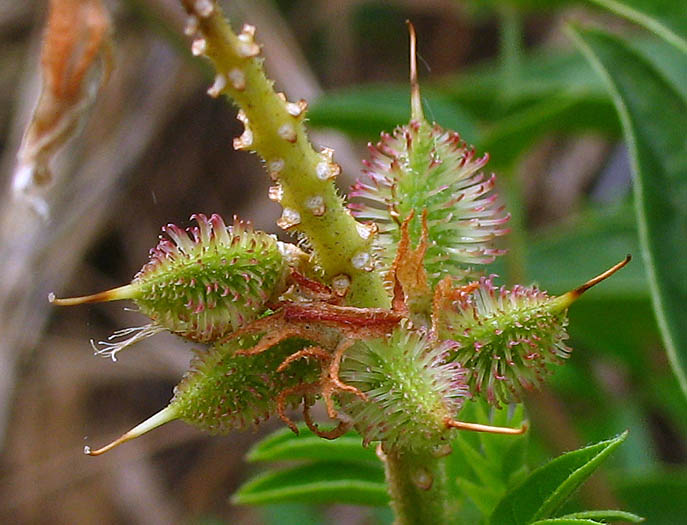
[
  {"xmin": 308, "ymin": 86, "xmax": 477, "ymax": 142},
  {"xmin": 612, "ymin": 469, "xmax": 687, "ymax": 525},
  {"xmin": 481, "ymin": 94, "xmax": 618, "ymax": 169},
  {"xmin": 626, "ymin": 38, "xmax": 687, "ymax": 101},
  {"xmin": 569, "ymin": 27, "xmax": 687, "ymax": 398},
  {"xmin": 489, "ymin": 431, "xmax": 628, "ymax": 525},
  {"xmin": 447, "ymin": 401, "xmax": 529, "ymax": 519},
  {"xmin": 247, "ymin": 424, "xmax": 379, "ymax": 464},
  {"xmin": 456, "ymin": 477, "xmax": 503, "ymax": 516},
  {"xmin": 557, "ymin": 509, "xmax": 644, "ymax": 522},
  {"xmin": 232, "ymin": 461, "xmax": 388, "ymax": 506},
  {"xmin": 524, "ymin": 205, "xmax": 646, "ymax": 299},
  {"xmin": 531, "ymin": 518, "xmax": 601, "ymax": 525},
  {"xmin": 259, "ymin": 503, "xmax": 325, "ymax": 525},
  {"xmin": 467, "ymin": 0, "xmax": 575, "ymax": 12},
  {"xmin": 586, "ymin": 0, "xmax": 687, "ymax": 53}
]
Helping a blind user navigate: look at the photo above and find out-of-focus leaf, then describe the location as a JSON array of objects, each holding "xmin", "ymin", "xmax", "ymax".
[
  {"xmin": 481, "ymin": 95, "xmax": 618, "ymax": 169},
  {"xmin": 556, "ymin": 509, "xmax": 644, "ymax": 522},
  {"xmin": 232, "ymin": 461, "xmax": 388, "ymax": 506},
  {"xmin": 310, "ymin": 39, "xmax": 678, "ymax": 173},
  {"xmin": 308, "ymin": 86, "xmax": 477, "ymax": 142},
  {"xmin": 529, "ymin": 518, "xmax": 602, "ymax": 525},
  {"xmin": 587, "ymin": 0, "xmax": 687, "ymax": 53},
  {"xmin": 447, "ymin": 401, "xmax": 528, "ymax": 518},
  {"xmin": 466, "ymin": 0, "xmax": 576, "ymax": 14},
  {"xmin": 246, "ymin": 424, "xmax": 379, "ymax": 464},
  {"xmin": 627, "ymin": 39, "xmax": 687, "ymax": 100},
  {"xmin": 489, "ymin": 432, "xmax": 628, "ymax": 524},
  {"xmin": 489, "ymin": 205, "xmax": 646, "ymax": 299},
  {"xmin": 612, "ymin": 469, "xmax": 687, "ymax": 525},
  {"xmin": 570, "ymin": 27, "xmax": 687, "ymax": 397},
  {"xmin": 528, "ymin": 518, "xmax": 602, "ymax": 525},
  {"xmin": 260, "ymin": 503, "xmax": 325, "ymax": 525},
  {"xmin": 438, "ymin": 37, "xmax": 677, "ymax": 118},
  {"xmin": 437, "ymin": 49, "xmax": 607, "ymax": 119}
]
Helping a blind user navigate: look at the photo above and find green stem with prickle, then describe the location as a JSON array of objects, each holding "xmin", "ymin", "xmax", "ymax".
[
  {"xmin": 180, "ymin": 2, "xmax": 449, "ymax": 522},
  {"xmin": 382, "ymin": 446, "xmax": 451, "ymax": 525},
  {"xmin": 179, "ymin": 1, "xmax": 387, "ymax": 308}
]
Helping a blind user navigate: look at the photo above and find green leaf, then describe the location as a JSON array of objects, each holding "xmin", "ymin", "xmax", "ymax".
[
  {"xmin": 456, "ymin": 477, "xmax": 503, "ymax": 516},
  {"xmin": 246, "ymin": 424, "xmax": 379, "ymax": 464},
  {"xmin": 586, "ymin": 0, "xmax": 687, "ymax": 53},
  {"xmin": 557, "ymin": 509, "xmax": 644, "ymax": 522},
  {"xmin": 437, "ymin": 36, "xmax": 677, "ymax": 119},
  {"xmin": 612, "ymin": 469, "xmax": 687, "ymax": 525},
  {"xmin": 467, "ymin": 0, "xmax": 575, "ymax": 11},
  {"xmin": 626, "ymin": 38, "xmax": 687, "ymax": 101},
  {"xmin": 487, "ymin": 204, "xmax": 647, "ymax": 299},
  {"xmin": 232, "ymin": 461, "xmax": 388, "ymax": 506},
  {"xmin": 531, "ymin": 518, "xmax": 601, "ymax": 525},
  {"xmin": 481, "ymin": 94, "xmax": 618, "ymax": 169},
  {"xmin": 437, "ymin": 48, "xmax": 608, "ymax": 119},
  {"xmin": 260, "ymin": 503, "xmax": 325, "ymax": 525},
  {"xmin": 447, "ymin": 401, "xmax": 529, "ymax": 519},
  {"xmin": 489, "ymin": 431, "xmax": 628, "ymax": 524},
  {"xmin": 570, "ymin": 27, "xmax": 687, "ymax": 398},
  {"xmin": 308, "ymin": 86, "xmax": 477, "ymax": 142}
]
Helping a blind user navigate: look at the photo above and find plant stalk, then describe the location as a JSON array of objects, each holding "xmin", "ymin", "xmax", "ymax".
[
  {"xmin": 381, "ymin": 445, "xmax": 451, "ymax": 524},
  {"xmin": 178, "ymin": 0, "xmax": 388, "ymax": 308}
]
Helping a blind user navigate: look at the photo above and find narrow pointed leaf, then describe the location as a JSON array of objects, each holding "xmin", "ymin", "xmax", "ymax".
[
  {"xmin": 587, "ymin": 0, "xmax": 687, "ymax": 53},
  {"xmin": 454, "ymin": 434, "xmax": 505, "ymax": 490},
  {"xmin": 570, "ymin": 27, "xmax": 687, "ymax": 397},
  {"xmin": 528, "ymin": 518, "xmax": 603, "ymax": 525},
  {"xmin": 557, "ymin": 510, "xmax": 644, "ymax": 522},
  {"xmin": 232, "ymin": 461, "xmax": 388, "ymax": 506},
  {"xmin": 457, "ymin": 477, "xmax": 502, "ymax": 516},
  {"xmin": 489, "ymin": 431, "xmax": 628, "ymax": 524},
  {"xmin": 308, "ymin": 86, "xmax": 477, "ymax": 142},
  {"xmin": 246, "ymin": 425, "xmax": 379, "ymax": 464},
  {"xmin": 612, "ymin": 469, "xmax": 687, "ymax": 525},
  {"xmin": 449, "ymin": 401, "xmax": 528, "ymax": 518}
]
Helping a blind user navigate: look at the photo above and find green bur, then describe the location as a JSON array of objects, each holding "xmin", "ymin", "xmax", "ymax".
[
  {"xmin": 349, "ymin": 71, "xmax": 510, "ymax": 284},
  {"xmin": 341, "ymin": 324, "xmax": 471, "ymax": 452},
  {"xmin": 51, "ymin": 214, "xmax": 301, "ymax": 357},
  {"xmin": 437, "ymin": 257, "xmax": 631, "ymax": 406},
  {"xmin": 173, "ymin": 337, "xmax": 319, "ymax": 433},
  {"xmin": 84, "ymin": 336, "xmax": 320, "ymax": 456}
]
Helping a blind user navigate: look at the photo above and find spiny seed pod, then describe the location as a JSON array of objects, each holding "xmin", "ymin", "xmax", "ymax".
[
  {"xmin": 51, "ymin": 214, "xmax": 306, "ymax": 358},
  {"xmin": 83, "ymin": 336, "xmax": 321, "ymax": 456},
  {"xmin": 348, "ymin": 25, "xmax": 509, "ymax": 284},
  {"xmin": 340, "ymin": 323, "xmax": 470, "ymax": 451},
  {"xmin": 436, "ymin": 257, "xmax": 631, "ymax": 406},
  {"xmin": 172, "ymin": 337, "xmax": 320, "ymax": 433}
]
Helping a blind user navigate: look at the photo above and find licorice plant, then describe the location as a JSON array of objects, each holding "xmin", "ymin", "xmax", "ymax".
[{"xmin": 52, "ymin": 2, "xmax": 641, "ymax": 524}]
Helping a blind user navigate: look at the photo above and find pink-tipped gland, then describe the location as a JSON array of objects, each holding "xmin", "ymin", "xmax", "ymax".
[
  {"xmin": 553, "ymin": 255, "xmax": 631, "ymax": 311},
  {"xmin": 84, "ymin": 405, "xmax": 178, "ymax": 456},
  {"xmin": 49, "ymin": 284, "xmax": 137, "ymax": 306}
]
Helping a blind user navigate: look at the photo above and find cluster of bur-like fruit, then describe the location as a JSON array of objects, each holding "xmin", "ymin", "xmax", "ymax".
[{"xmin": 51, "ymin": 6, "xmax": 629, "ymax": 456}]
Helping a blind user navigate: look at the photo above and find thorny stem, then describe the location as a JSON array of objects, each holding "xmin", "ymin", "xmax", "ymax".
[{"xmin": 178, "ymin": 0, "xmax": 388, "ymax": 308}]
